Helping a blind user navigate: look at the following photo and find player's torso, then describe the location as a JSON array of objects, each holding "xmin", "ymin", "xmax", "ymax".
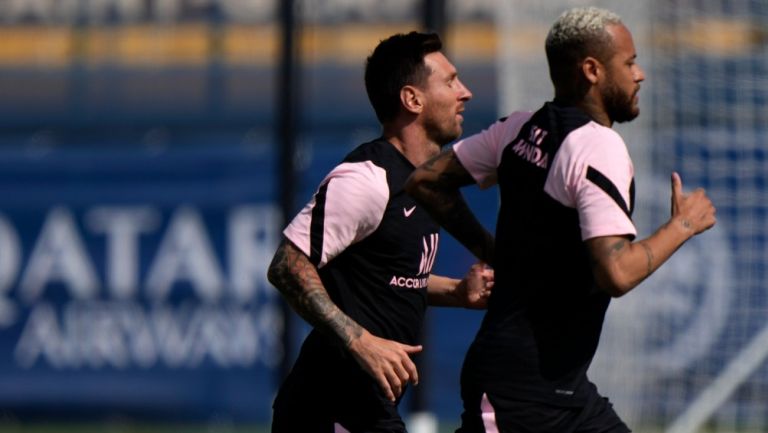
[
  {"xmin": 493, "ymin": 102, "xmax": 596, "ymax": 306},
  {"xmin": 321, "ymin": 140, "xmax": 439, "ymax": 344},
  {"xmin": 469, "ymin": 103, "xmax": 611, "ymax": 404}
]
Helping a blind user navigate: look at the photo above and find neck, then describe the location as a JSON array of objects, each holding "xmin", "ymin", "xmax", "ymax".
[
  {"xmin": 382, "ymin": 123, "xmax": 441, "ymax": 167},
  {"xmin": 554, "ymin": 91, "xmax": 612, "ymax": 127}
]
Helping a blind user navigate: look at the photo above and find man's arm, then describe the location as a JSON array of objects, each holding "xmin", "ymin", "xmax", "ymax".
[
  {"xmin": 427, "ymin": 263, "xmax": 494, "ymax": 309},
  {"xmin": 268, "ymin": 239, "xmax": 422, "ymax": 401},
  {"xmin": 405, "ymin": 148, "xmax": 495, "ymax": 262},
  {"xmin": 587, "ymin": 172, "xmax": 716, "ymax": 297}
]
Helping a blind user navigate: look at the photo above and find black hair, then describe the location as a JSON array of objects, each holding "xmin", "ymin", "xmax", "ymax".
[{"xmin": 364, "ymin": 31, "xmax": 442, "ymax": 124}]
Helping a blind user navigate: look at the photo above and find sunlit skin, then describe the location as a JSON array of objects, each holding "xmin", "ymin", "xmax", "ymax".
[
  {"xmin": 572, "ymin": 24, "xmax": 714, "ymax": 296},
  {"xmin": 419, "ymin": 52, "xmax": 473, "ymax": 146},
  {"xmin": 385, "ymin": 51, "xmax": 472, "ymax": 168},
  {"xmin": 601, "ymin": 23, "xmax": 645, "ymax": 124},
  {"xmin": 576, "ymin": 23, "xmax": 645, "ymax": 127}
]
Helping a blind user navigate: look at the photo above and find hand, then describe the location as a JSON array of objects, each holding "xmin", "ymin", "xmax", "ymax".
[
  {"xmin": 670, "ymin": 172, "xmax": 717, "ymax": 235},
  {"xmin": 456, "ymin": 262, "xmax": 494, "ymax": 309},
  {"xmin": 347, "ymin": 330, "xmax": 422, "ymax": 402}
]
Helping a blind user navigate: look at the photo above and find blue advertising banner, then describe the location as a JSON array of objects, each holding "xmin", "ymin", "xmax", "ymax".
[{"xmin": 0, "ymin": 139, "xmax": 282, "ymax": 422}]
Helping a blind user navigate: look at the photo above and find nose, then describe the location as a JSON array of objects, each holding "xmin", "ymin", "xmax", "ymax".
[
  {"xmin": 457, "ymin": 78, "xmax": 473, "ymax": 101},
  {"xmin": 634, "ymin": 64, "xmax": 645, "ymax": 83}
]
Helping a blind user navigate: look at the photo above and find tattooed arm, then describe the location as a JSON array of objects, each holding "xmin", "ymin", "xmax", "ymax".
[
  {"xmin": 268, "ymin": 239, "xmax": 422, "ymax": 401},
  {"xmin": 268, "ymin": 239, "xmax": 364, "ymax": 344},
  {"xmin": 405, "ymin": 148, "xmax": 495, "ymax": 263},
  {"xmin": 586, "ymin": 173, "xmax": 716, "ymax": 297}
]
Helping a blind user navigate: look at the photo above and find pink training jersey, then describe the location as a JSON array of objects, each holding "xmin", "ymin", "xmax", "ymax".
[
  {"xmin": 453, "ymin": 102, "xmax": 638, "ymax": 408},
  {"xmin": 454, "ymin": 111, "xmax": 636, "ymax": 240},
  {"xmin": 284, "ymin": 160, "xmax": 390, "ymax": 268},
  {"xmin": 280, "ymin": 137, "xmax": 440, "ymax": 346},
  {"xmin": 273, "ymin": 137, "xmax": 441, "ymax": 432}
]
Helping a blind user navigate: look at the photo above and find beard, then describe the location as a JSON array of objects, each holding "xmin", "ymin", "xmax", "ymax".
[
  {"xmin": 424, "ymin": 112, "xmax": 463, "ymax": 147},
  {"xmin": 603, "ymin": 79, "xmax": 639, "ymax": 124}
]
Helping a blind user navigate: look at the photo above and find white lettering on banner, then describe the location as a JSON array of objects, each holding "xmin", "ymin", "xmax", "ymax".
[
  {"xmin": 86, "ymin": 207, "xmax": 160, "ymax": 300},
  {"xmin": 18, "ymin": 207, "xmax": 100, "ymax": 304},
  {"xmin": 0, "ymin": 214, "xmax": 20, "ymax": 327},
  {"xmin": 228, "ymin": 205, "xmax": 280, "ymax": 303},
  {"xmin": 0, "ymin": 203, "xmax": 282, "ymax": 369},
  {"xmin": 145, "ymin": 207, "xmax": 225, "ymax": 303},
  {"xmin": 14, "ymin": 301, "xmax": 283, "ymax": 369},
  {"xmin": 5, "ymin": 204, "xmax": 278, "ymax": 305}
]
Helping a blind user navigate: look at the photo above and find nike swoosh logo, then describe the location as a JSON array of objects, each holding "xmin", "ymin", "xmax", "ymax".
[{"xmin": 403, "ymin": 206, "xmax": 416, "ymax": 217}]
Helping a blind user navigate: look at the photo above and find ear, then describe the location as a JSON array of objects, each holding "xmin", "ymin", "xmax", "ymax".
[
  {"xmin": 400, "ymin": 85, "xmax": 423, "ymax": 115},
  {"xmin": 581, "ymin": 56, "xmax": 602, "ymax": 85}
]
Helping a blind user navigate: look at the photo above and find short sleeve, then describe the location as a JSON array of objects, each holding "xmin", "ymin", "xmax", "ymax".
[
  {"xmin": 544, "ymin": 123, "xmax": 637, "ymax": 240},
  {"xmin": 283, "ymin": 161, "xmax": 389, "ymax": 267},
  {"xmin": 453, "ymin": 111, "xmax": 533, "ymax": 189}
]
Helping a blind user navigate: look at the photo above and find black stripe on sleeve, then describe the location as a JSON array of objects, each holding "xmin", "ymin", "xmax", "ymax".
[
  {"xmin": 309, "ymin": 182, "xmax": 330, "ymax": 266},
  {"xmin": 586, "ymin": 166, "xmax": 631, "ymax": 218}
]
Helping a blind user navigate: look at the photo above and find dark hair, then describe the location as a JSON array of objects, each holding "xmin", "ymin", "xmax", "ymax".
[{"xmin": 364, "ymin": 31, "xmax": 443, "ymax": 124}]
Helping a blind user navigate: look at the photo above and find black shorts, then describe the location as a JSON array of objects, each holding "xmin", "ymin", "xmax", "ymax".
[
  {"xmin": 456, "ymin": 384, "xmax": 631, "ymax": 433},
  {"xmin": 271, "ymin": 347, "xmax": 407, "ymax": 433}
]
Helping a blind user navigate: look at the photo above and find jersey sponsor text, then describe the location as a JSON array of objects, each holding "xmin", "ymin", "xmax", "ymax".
[
  {"xmin": 389, "ymin": 276, "xmax": 429, "ymax": 289},
  {"xmin": 510, "ymin": 125, "xmax": 549, "ymax": 169}
]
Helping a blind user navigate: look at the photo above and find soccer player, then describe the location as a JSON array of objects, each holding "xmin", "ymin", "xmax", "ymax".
[
  {"xmin": 267, "ymin": 31, "xmax": 493, "ymax": 433},
  {"xmin": 405, "ymin": 7, "xmax": 716, "ymax": 433}
]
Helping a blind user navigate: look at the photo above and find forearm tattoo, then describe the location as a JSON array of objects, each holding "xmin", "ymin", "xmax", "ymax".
[
  {"xmin": 640, "ymin": 242, "xmax": 654, "ymax": 275},
  {"xmin": 607, "ymin": 239, "xmax": 628, "ymax": 256},
  {"xmin": 268, "ymin": 241, "xmax": 362, "ymax": 347},
  {"xmin": 417, "ymin": 152, "xmax": 494, "ymax": 261},
  {"xmin": 590, "ymin": 238, "xmax": 628, "ymax": 273},
  {"xmin": 591, "ymin": 238, "xmax": 655, "ymax": 285},
  {"xmin": 679, "ymin": 218, "xmax": 692, "ymax": 230}
]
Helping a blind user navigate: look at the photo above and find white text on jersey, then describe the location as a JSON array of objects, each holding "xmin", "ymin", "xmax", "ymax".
[
  {"xmin": 418, "ymin": 233, "xmax": 439, "ymax": 275},
  {"xmin": 510, "ymin": 125, "xmax": 549, "ymax": 169},
  {"xmin": 389, "ymin": 276, "xmax": 429, "ymax": 289},
  {"xmin": 389, "ymin": 234, "xmax": 439, "ymax": 289}
]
